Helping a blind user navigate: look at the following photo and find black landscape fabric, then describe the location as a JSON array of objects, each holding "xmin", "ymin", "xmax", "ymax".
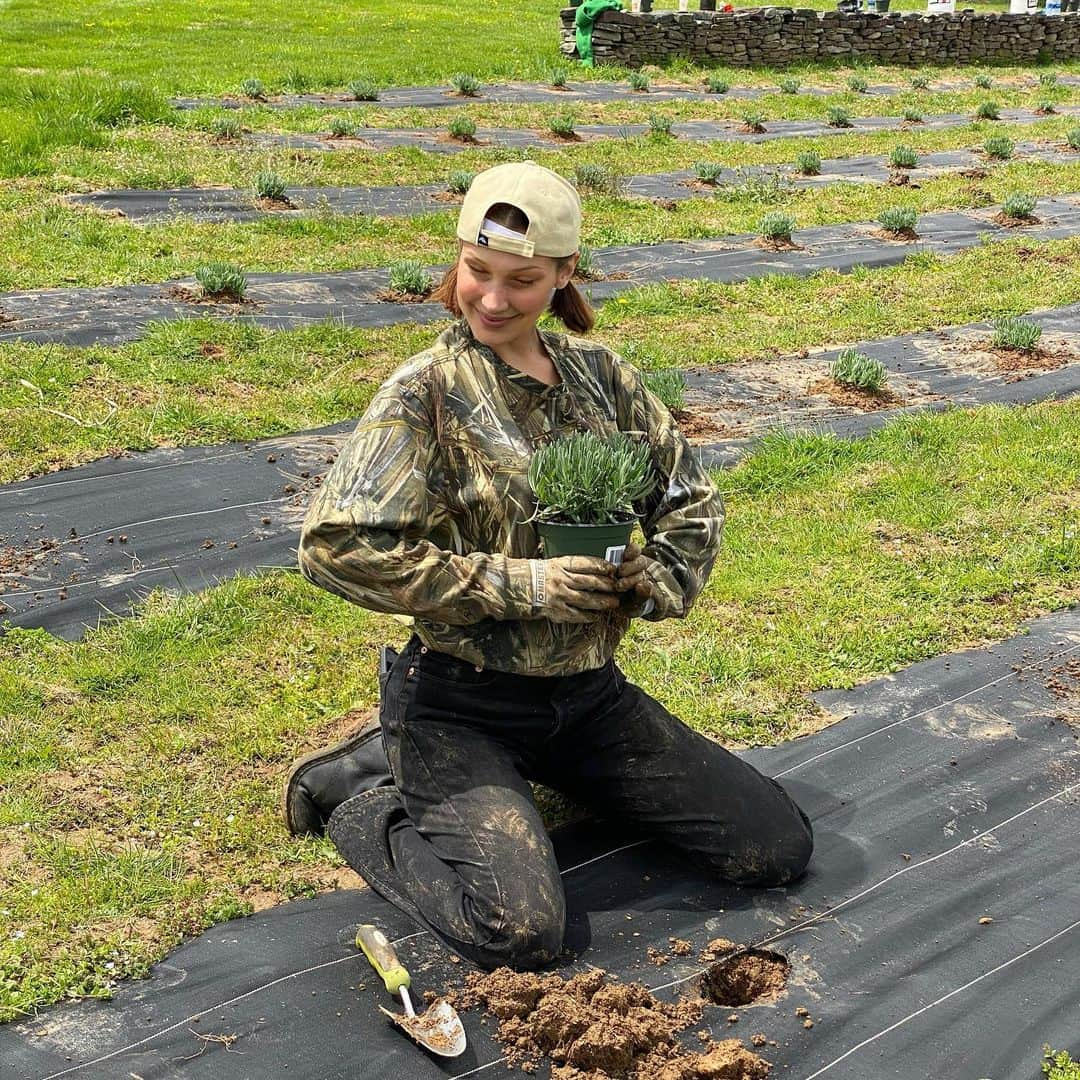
[
  {"xmin": 169, "ymin": 80, "xmax": 1080, "ymax": 111},
  {"xmin": 236, "ymin": 105, "xmax": 1079, "ymax": 156},
  {"xmin": 3, "ymin": 198, "xmax": 1080, "ymax": 348},
  {"xmin": 64, "ymin": 145, "xmax": 1075, "ymax": 224},
  {"xmin": 2, "ymin": 304, "xmax": 1079, "ymax": 640},
  {"xmin": 3, "ymin": 608, "xmax": 1079, "ymax": 1079}
]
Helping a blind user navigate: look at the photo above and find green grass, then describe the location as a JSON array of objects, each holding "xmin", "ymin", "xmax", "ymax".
[
  {"xmin": 0, "ymin": 0, "xmax": 566, "ymax": 94},
  {"xmin": 2, "ymin": 56, "xmax": 1077, "ymax": 181},
  {"xmin": 2, "ymin": 236, "xmax": 1078, "ymax": 484},
  {"xmin": 2, "ymin": 3, "xmax": 1044, "ymax": 95},
  {"xmin": 2, "ymin": 395, "xmax": 1079, "ymax": 1017},
  {"xmin": 2, "ymin": 121, "xmax": 1078, "ymax": 291}
]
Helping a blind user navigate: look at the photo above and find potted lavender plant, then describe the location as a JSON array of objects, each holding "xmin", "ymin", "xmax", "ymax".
[{"xmin": 526, "ymin": 430, "xmax": 656, "ymax": 559}]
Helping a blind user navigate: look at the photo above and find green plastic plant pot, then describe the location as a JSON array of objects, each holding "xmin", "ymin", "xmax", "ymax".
[{"xmin": 537, "ymin": 519, "xmax": 635, "ymax": 560}]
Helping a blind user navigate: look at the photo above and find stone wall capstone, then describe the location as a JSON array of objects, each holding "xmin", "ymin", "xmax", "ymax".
[{"xmin": 559, "ymin": 7, "xmax": 1080, "ymax": 68}]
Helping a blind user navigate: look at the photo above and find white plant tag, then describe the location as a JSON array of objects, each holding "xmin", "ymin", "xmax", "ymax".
[{"xmin": 605, "ymin": 545, "xmax": 626, "ymax": 566}]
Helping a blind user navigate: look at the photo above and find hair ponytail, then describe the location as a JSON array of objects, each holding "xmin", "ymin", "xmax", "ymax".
[{"xmin": 550, "ymin": 280, "xmax": 595, "ymax": 335}]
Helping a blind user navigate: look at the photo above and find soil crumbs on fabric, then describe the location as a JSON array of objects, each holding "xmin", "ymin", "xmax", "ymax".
[{"xmin": 457, "ymin": 967, "xmax": 770, "ymax": 1079}]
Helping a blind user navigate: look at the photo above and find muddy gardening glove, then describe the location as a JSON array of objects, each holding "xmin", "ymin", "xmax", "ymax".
[
  {"xmin": 613, "ymin": 541, "xmax": 657, "ymax": 617},
  {"xmin": 533, "ymin": 554, "xmax": 625, "ymax": 624}
]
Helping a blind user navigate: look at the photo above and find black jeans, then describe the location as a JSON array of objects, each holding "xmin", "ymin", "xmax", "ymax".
[{"xmin": 330, "ymin": 634, "xmax": 813, "ymax": 971}]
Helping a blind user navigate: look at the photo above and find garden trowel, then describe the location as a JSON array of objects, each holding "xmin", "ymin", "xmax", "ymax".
[{"xmin": 356, "ymin": 924, "xmax": 467, "ymax": 1058}]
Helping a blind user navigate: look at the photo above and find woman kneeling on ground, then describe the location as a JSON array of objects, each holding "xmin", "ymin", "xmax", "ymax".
[{"xmin": 289, "ymin": 162, "xmax": 813, "ymax": 970}]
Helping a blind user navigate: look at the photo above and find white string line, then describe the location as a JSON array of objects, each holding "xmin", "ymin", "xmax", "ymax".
[
  {"xmin": 0, "ymin": 449, "xmax": 249, "ymax": 496},
  {"xmin": 36, "ymin": 931, "xmax": 428, "ymax": 1080},
  {"xmin": 59, "ymin": 499, "xmax": 283, "ymax": 546},
  {"xmin": 450, "ymin": 778, "xmax": 1080, "ymax": 1079},
  {"xmin": 559, "ymin": 840, "xmax": 649, "ymax": 875},
  {"xmin": 34, "ymin": 839, "xmax": 646, "ymax": 1079},
  {"xmin": 646, "ymin": 776, "xmax": 1080, "ymax": 998},
  {"xmin": 771, "ymin": 638, "xmax": 1080, "ymax": 779},
  {"xmin": 801, "ymin": 914, "xmax": 1080, "ymax": 1080},
  {"xmin": 452, "ymin": 1055, "xmax": 505, "ymax": 1078},
  {"xmin": 29, "ymin": 631, "xmax": 1080, "ymax": 1074},
  {"xmin": 0, "ymin": 499, "xmax": 292, "ymax": 601},
  {"xmin": 0, "ymin": 552, "xmax": 235, "ymax": 601}
]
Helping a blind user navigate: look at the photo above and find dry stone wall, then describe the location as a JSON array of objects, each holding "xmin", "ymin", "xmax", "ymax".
[{"xmin": 559, "ymin": 7, "xmax": 1080, "ymax": 68}]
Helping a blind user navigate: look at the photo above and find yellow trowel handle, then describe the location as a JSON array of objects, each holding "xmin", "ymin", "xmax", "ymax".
[{"xmin": 356, "ymin": 924, "xmax": 412, "ymax": 996}]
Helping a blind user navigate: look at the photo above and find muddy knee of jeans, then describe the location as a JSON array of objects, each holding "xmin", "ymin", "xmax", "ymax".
[
  {"xmin": 475, "ymin": 909, "xmax": 566, "ymax": 972},
  {"xmin": 713, "ymin": 825, "xmax": 814, "ymax": 888}
]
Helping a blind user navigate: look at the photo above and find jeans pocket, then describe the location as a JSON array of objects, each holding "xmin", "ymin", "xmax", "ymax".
[{"xmin": 417, "ymin": 649, "xmax": 500, "ymax": 689}]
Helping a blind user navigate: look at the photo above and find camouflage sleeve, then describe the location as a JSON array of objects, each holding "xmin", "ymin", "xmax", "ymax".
[
  {"xmin": 620, "ymin": 365, "xmax": 725, "ymax": 621},
  {"xmin": 297, "ymin": 378, "xmax": 538, "ymax": 625}
]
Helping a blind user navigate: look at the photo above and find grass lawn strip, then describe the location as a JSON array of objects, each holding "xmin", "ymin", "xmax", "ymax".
[
  {"xmin": 3, "ymin": 9, "xmax": 1074, "ymax": 95},
  {"xmin": 1, "ymin": 233, "xmax": 1077, "ymax": 483},
  {"xmin": 6, "ymin": 127, "xmax": 1078, "ymax": 291},
  {"xmin": 64, "ymin": 142, "xmax": 1080, "ymax": 224},
  {"xmin": 3, "ymin": 193, "xmax": 1078, "ymax": 348},
  {"xmin": 2, "ymin": 396, "xmax": 1079, "ymax": 1019},
  {"xmin": 3, "ymin": 299, "xmax": 1077, "ymax": 640},
  {"xmin": 39, "ymin": 114, "xmax": 1079, "ymax": 196}
]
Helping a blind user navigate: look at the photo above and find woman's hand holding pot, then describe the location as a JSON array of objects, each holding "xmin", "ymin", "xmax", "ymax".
[
  {"xmin": 537, "ymin": 555, "xmax": 624, "ymax": 623},
  {"xmin": 614, "ymin": 542, "xmax": 656, "ymax": 610}
]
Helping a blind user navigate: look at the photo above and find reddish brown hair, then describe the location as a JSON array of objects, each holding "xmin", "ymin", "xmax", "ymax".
[{"xmin": 434, "ymin": 201, "xmax": 595, "ymax": 334}]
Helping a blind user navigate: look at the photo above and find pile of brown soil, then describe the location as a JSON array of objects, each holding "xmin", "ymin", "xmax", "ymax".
[
  {"xmin": 162, "ymin": 285, "xmax": 255, "ymax": 307},
  {"xmin": 808, "ymin": 377, "xmax": 900, "ymax": 411},
  {"xmin": 751, "ymin": 236, "xmax": 802, "ymax": 252},
  {"xmin": 991, "ymin": 211, "xmax": 1041, "ymax": 228},
  {"xmin": 254, "ymin": 195, "xmax": 295, "ymax": 211},
  {"xmin": 670, "ymin": 409, "xmax": 742, "ymax": 444},
  {"xmin": 871, "ymin": 226, "xmax": 920, "ymax": 242},
  {"xmin": 456, "ymin": 967, "xmax": 770, "ymax": 1079},
  {"xmin": 989, "ymin": 345, "xmax": 1067, "ymax": 376},
  {"xmin": 437, "ymin": 132, "xmax": 485, "ymax": 146},
  {"xmin": 374, "ymin": 287, "xmax": 432, "ymax": 304}
]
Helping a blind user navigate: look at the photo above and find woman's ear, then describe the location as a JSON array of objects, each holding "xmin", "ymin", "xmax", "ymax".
[{"xmin": 555, "ymin": 253, "xmax": 579, "ymax": 290}]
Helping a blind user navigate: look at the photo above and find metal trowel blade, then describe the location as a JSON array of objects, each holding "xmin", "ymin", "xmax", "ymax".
[{"xmin": 379, "ymin": 998, "xmax": 467, "ymax": 1058}]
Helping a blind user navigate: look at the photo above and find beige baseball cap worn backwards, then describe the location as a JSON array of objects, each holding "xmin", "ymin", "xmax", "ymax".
[{"xmin": 457, "ymin": 163, "xmax": 582, "ymax": 260}]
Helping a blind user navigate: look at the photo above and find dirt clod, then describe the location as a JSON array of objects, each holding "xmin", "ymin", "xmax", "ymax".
[
  {"xmin": 700, "ymin": 950, "xmax": 790, "ymax": 1008},
  {"xmin": 669, "ymin": 938, "xmax": 693, "ymax": 956},
  {"xmin": 699, "ymin": 939, "xmax": 738, "ymax": 964},
  {"xmin": 458, "ymin": 967, "xmax": 770, "ymax": 1079}
]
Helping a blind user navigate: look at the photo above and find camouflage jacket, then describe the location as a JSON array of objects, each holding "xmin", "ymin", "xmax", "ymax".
[{"xmin": 298, "ymin": 320, "xmax": 724, "ymax": 676}]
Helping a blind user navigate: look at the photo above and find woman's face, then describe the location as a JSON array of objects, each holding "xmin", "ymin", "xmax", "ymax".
[{"xmin": 456, "ymin": 243, "xmax": 578, "ymax": 349}]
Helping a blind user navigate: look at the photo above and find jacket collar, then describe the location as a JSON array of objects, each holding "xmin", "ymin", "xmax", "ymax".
[{"xmin": 444, "ymin": 320, "xmax": 571, "ymax": 408}]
